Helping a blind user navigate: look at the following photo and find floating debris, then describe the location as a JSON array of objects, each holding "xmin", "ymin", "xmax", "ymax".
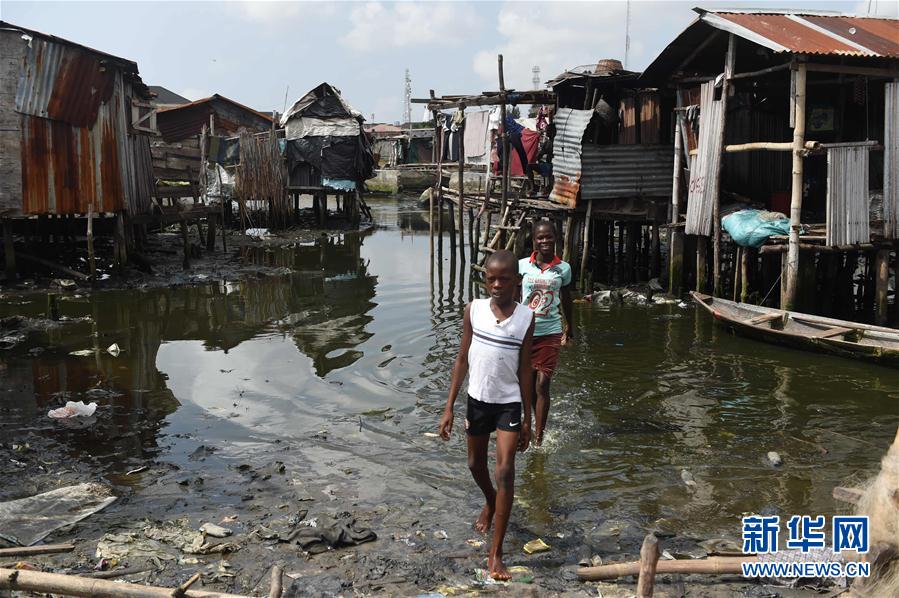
[{"xmin": 523, "ymin": 538, "xmax": 551, "ymax": 554}]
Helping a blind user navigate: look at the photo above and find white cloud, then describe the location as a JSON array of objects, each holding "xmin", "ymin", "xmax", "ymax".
[
  {"xmin": 340, "ymin": 1, "xmax": 481, "ymax": 52},
  {"xmin": 473, "ymin": 1, "xmax": 674, "ymax": 91}
]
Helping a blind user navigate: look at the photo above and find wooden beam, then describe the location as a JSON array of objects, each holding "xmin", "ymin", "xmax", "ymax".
[
  {"xmin": 805, "ymin": 63, "xmax": 899, "ymax": 78},
  {"xmin": 731, "ymin": 61, "xmax": 793, "ymax": 80}
]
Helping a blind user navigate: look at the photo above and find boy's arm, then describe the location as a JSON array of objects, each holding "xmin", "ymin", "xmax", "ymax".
[
  {"xmin": 517, "ymin": 315, "xmax": 535, "ymax": 452},
  {"xmin": 439, "ymin": 303, "xmax": 473, "ymax": 440}
]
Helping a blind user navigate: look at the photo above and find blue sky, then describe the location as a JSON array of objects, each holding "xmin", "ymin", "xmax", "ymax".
[{"xmin": 3, "ymin": 1, "xmax": 894, "ymax": 123}]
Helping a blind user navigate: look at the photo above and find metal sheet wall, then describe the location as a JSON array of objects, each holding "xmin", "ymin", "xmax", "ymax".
[
  {"xmin": 885, "ymin": 81, "xmax": 899, "ymax": 239},
  {"xmin": 549, "ymin": 108, "xmax": 594, "ymax": 208},
  {"xmin": 826, "ymin": 146, "xmax": 870, "ymax": 246},
  {"xmin": 11, "ymin": 36, "xmax": 152, "ymax": 216},
  {"xmin": 685, "ymin": 81, "xmax": 723, "ymax": 237},
  {"xmin": 580, "ymin": 144, "xmax": 674, "ymax": 200}
]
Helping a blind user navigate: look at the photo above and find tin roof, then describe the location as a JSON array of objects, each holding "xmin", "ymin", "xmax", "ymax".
[
  {"xmin": 0, "ymin": 20, "xmax": 149, "ymax": 97},
  {"xmin": 696, "ymin": 8, "xmax": 899, "ymax": 57}
]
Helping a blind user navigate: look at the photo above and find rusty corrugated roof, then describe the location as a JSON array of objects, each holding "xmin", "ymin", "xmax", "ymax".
[{"xmin": 697, "ymin": 8, "xmax": 899, "ymax": 57}]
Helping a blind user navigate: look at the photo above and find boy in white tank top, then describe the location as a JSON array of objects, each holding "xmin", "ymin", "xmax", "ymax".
[{"xmin": 439, "ymin": 250, "xmax": 535, "ymax": 581}]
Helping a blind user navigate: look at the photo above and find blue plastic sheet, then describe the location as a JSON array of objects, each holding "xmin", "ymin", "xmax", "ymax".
[{"xmin": 722, "ymin": 209, "xmax": 791, "ymax": 248}]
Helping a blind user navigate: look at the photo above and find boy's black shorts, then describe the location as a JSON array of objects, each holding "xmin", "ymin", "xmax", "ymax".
[{"xmin": 465, "ymin": 396, "xmax": 522, "ymax": 436}]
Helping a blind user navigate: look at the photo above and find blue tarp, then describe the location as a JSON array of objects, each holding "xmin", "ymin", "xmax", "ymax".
[{"xmin": 722, "ymin": 209, "xmax": 791, "ymax": 248}]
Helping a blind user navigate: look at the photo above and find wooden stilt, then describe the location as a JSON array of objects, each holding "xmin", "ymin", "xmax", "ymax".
[
  {"xmin": 696, "ymin": 237, "xmax": 708, "ymax": 292},
  {"xmin": 733, "ymin": 246, "xmax": 743, "ymax": 302},
  {"xmin": 784, "ymin": 62, "xmax": 808, "ymax": 310},
  {"xmin": 457, "ymin": 105, "xmax": 466, "ymax": 263},
  {"xmin": 562, "ymin": 215, "xmax": 573, "ymax": 263},
  {"xmin": 712, "ymin": 34, "xmax": 736, "ymax": 297},
  {"xmin": 596, "ymin": 219, "xmax": 608, "ymax": 283},
  {"xmin": 114, "ymin": 212, "xmax": 128, "ymax": 269},
  {"xmin": 617, "ymin": 222, "xmax": 625, "ymax": 283},
  {"xmin": 741, "ymin": 247, "xmax": 751, "ymax": 303},
  {"xmin": 87, "ymin": 205, "xmax": 96, "ymax": 280},
  {"xmin": 875, "ymin": 249, "xmax": 889, "ymax": 325},
  {"xmin": 579, "ymin": 200, "xmax": 593, "ymax": 291},
  {"xmin": 320, "ymin": 194, "xmax": 328, "ymax": 228},
  {"xmin": 626, "ymin": 223, "xmax": 639, "ymax": 283},
  {"xmin": 650, "ymin": 224, "xmax": 661, "ymax": 280},
  {"xmin": 206, "ymin": 213, "xmax": 217, "ymax": 251},
  {"xmin": 181, "ymin": 219, "xmax": 190, "ymax": 270},
  {"xmin": 3, "ymin": 219, "xmax": 16, "ymax": 282},
  {"xmin": 636, "ymin": 534, "xmax": 660, "ymax": 598},
  {"xmin": 447, "ymin": 198, "xmax": 456, "ymax": 253},
  {"xmin": 498, "ymin": 55, "xmax": 510, "ymax": 217}
]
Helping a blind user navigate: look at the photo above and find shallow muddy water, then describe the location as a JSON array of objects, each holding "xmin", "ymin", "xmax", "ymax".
[{"xmin": 2, "ymin": 195, "xmax": 899, "ymax": 588}]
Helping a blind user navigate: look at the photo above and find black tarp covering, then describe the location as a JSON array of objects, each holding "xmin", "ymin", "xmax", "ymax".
[{"xmin": 286, "ymin": 134, "xmax": 375, "ymax": 182}]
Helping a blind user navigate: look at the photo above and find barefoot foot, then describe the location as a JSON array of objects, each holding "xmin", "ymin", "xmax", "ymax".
[
  {"xmin": 488, "ymin": 554, "xmax": 512, "ymax": 581},
  {"xmin": 474, "ymin": 503, "xmax": 494, "ymax": 533}
]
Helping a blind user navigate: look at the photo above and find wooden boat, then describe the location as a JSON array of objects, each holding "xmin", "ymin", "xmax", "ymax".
[{"xmin": 691, "ymin": 292, "xmax": 899, "ymax": 367}]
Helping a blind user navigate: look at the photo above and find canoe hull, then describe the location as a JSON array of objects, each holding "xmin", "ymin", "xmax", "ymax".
[{"xmin": 690, "ymin": 292, "xmax": 899, "ymax": 368}]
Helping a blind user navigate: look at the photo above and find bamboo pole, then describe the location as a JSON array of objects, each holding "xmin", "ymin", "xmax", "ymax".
[
  {"xmin": 268, "ymin": 566, "xmax": 283, "ymax": 598},
  {"xmin": 577, "ymin": 556, "xmax": 757, "ymax": 581},
  {"xmin": 741, "ymin": 247, "xmax": 751, "ymax": 303},
  {"xmin": 783, "ymin": 61, "xmax": 807, "ymax": 310},
  {"xmin": 87, "ymin": 204, "xmax": 96, "ymax": 280},
  {"xmin": 733, "ymin": 246, "xmax": 743, "ymax": 302},
  {"xmin": 712, "ymin": 33, "xmax": 735, "ymax": 297},
  {"xmin": 0, "ymin": 568, "xmax": 249, "ymax": 598},
  {"xmin": 562, "ymin": 215, "xmax": 573, "ymax": 263},
  {"xmin": 498, "ymin": 55, "xmax": 510, "ymax": 224},
  {"xmin": 636, "ymin": 534, "xmax": 660, "ymax": 598},
  {"xmin": 0, "ymin": 544, "xmax": 74, "ymax": 557},
  {"xmin": 457, "ymin": 105, "xmax": 466, "ymax": 264},
  {"xmin": 430, "ymin": 104, "xmax": 438, "ymax": 265},
  {"xmin": 669, "ymin": 115, "xmax": 684, "ymax": 295},
  {"xmin": 875, "ymin": 248, "xmax": 890, "ymax": 325},
  {"xmin": 579, "ymin": 200, "xmax": 593, "ymax": 291}
]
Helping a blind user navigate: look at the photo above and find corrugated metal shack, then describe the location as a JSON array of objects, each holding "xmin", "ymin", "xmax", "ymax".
[
  {"xmin": 0, "ymin": 20, "xmax": 157, "ymax": 280},
  {"xmin": 0, "ymin": 20, "xmax": 154, "ymax": 219},
  {"xmin": 548, "ymin": 59, "xmax": 675, "ymax": 286},
  {"xmin": 152, "ymin": 94, "xmax": 272, "ymax": 200},
  {"xmin": 642, "ymin": 7, "xmax": 899, "ymax": 324}
]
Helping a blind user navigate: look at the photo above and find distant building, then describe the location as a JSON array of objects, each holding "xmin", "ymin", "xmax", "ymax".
[{"xmin": 147, "ymin": 85, "xmax": 190, "ymax": 109}]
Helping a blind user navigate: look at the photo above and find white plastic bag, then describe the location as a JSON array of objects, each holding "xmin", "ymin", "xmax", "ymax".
[{"xmin": 48, "ymin": 401, "xmax": 98, "ymax": 419}]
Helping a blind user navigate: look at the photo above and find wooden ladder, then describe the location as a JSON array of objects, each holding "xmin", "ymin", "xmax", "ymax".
[{"xmin": 472, "ymin": 204, "xmax": 528, "ymax": 273}]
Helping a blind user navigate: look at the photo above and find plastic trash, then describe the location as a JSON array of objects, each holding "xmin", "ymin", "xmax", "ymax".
[
  {"xmin": 523, "ymin": 538, "xmax": 551, "ymax": 554},
  {"xmin": 681, "ymin": 469, "xmax": 697, "ymax": 487},
  {"xmin": 767, "ymin": 451, "xmax": 783, "ymax": 467},
  {"xmin": 245, "ymin": 228, "xmax": 270, "ymax": 238},
  {"xmin": 433, "ymin": 530, "xmax": 448, "ymax": 540},
  {"xmin": 69, "ymin": 349, "xmax": 95, "ymax": 357},
  {"xmin": 48, "ymin": 401, "xmax": 97, "ymax": 419},
  {"xmin": 200, "ymin": 522, "xmax": 233, "ymax": 538},
  {"xmin": 107, "ymin": 343, "xmax": 121, "ymax": 357}
]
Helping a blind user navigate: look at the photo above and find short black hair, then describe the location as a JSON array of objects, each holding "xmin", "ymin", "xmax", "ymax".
[
  {"xmin": 533, "ymin": 220, "xmax": 556, "ymax": 235},
  {"xmin": 485, "ymin": 249, "xmax": 518, "ymax": 274}
]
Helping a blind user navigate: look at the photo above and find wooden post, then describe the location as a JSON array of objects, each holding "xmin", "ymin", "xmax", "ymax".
[
  {"xmin": 431, "ymin": 104, "xmax": 439, "ymax": 265},
  {"xmin": 114, "ymin": 212, "xmax": 128, "ymax": 269},
  {"xmin": 181, "ymin": 219, "xmax": 190, "ymax": 270},
  {"xmin": 87, "ymin": 205, "xmax": 96, "ymax": 280},
  {"xmin": 668, "ymin": 111, "xmax": 684, "ymax": 295},
  {"xmin": 783, "ymin": 61, "xmax": 807, "ymax": 310},
  {"xmin": 562, "ymin": 214, "xmax": 573, "ymax": 263},
  {"xmin": 636, "ymin": 534, "xmax": 660, "ymax": 598},
  {"xmin": 741, "ymin": 248, "xmax": 751, "ymax": 303},
  {"xmin": 206, "ymin": 212, "xmax": 217, "ymax": 251},
  {"xmin": 712, "ymin": 34, "xmax": 735, "ymax": 297},
  {"xmin": 456, "ymin": 105, "xmax": 467, "ymax": 264},
  {"xmin": 498, "ymin": 55, "xmax": 510, "ymax": 218},
  {"xmin": 319, "ymin": 193, "xmax": 328, "ymax": 228},
  {"xmin": 579, "ymin": 200, "xmax": 593, "ymax": 291},
  {"xmin": 650, "ymin": 224, "xmax": 660, "ymax": 279},
  {"xmin": 447, "ymin": 194, "xmax": 457, "ymax": 254},
  {"xmin": 617, "ymin": 222, "xmax": 625, "ymax": 283},
  {"xmin": 696, "ymin": 237, "xmax": 708, "ymax": 292},
  {"xmin": 733, "ymin": 246, "xmax": 743, "ymax": 301},
  {"xmin": 875, "ymin": 248, "xmax": 890, "ymax": 325},
  {"xmin": 626, "ymin": 223, "xmax": 639, "ymax": 283}
]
